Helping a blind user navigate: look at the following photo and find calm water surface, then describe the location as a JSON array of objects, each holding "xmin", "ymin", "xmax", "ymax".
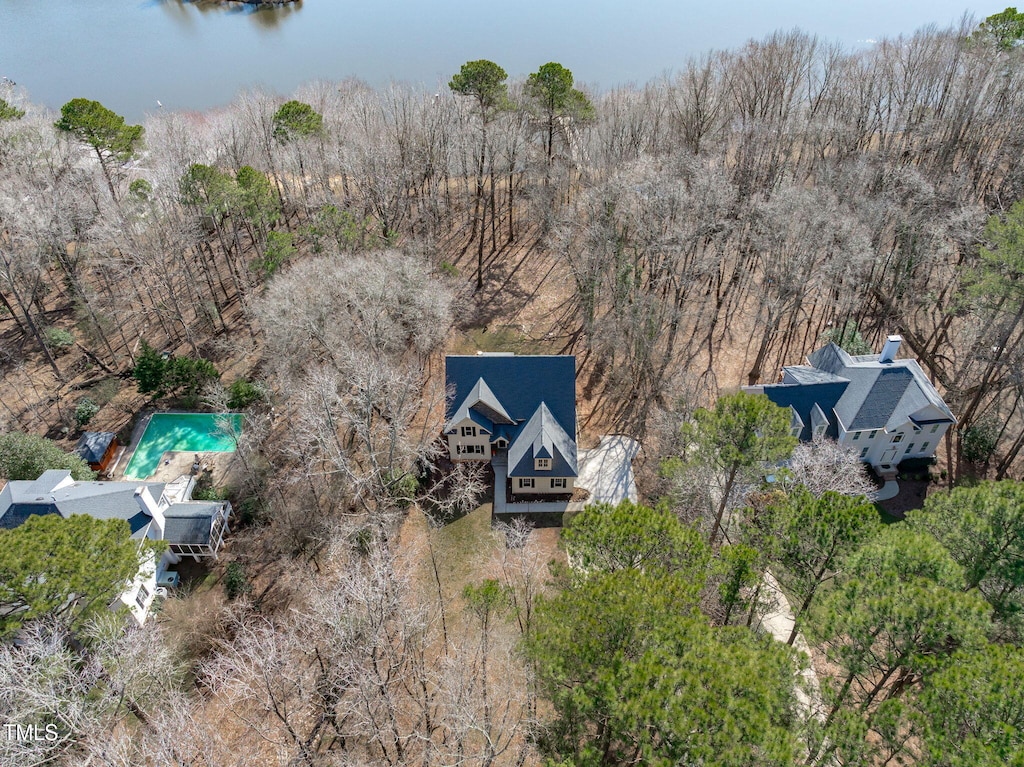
[{"xmin": 0, "ymin": 1, "xmax": 996, "ymax": 120}]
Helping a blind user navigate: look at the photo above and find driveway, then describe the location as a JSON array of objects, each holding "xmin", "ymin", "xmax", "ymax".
[{"xmin": 576, "ymin": 435, "xmax": 640, "ymax": 506}]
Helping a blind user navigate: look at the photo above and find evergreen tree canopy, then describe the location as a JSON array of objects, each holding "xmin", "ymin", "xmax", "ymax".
[
  {"xmin": 449, "ymin": 60, "xmax": 508, "ymax": 118},
  {"xmin": 0, "ymin": 515, "xmax": 146, "ymax": 635},
  {"xmin": 272, "ymin": 99, "xmax": 324, "ymax": 141},
  {"xmin": 906, "ymin": 480, "xmax": 1024, "ymax": 638},
  {"xmin": 973, "ymin": 7, "xmax": 1024, "ymax": 50},
  {"xmin": 54, "ymin": 98, "xmax": 142, "ymax": 163},
  {"xmin": 0, "ymin": 97, "xmax": 24, "ymax": 121},
  {"xmin": 528, "ymin": 569, "xmax": 799, "ymax": 767},
  {"xmin": 562, "ymin": 499, "xmax": 710, "ymax": 577},
  {"xmin": 917, "ymin": 644, "xmax": 1024, "ymax": 767}
]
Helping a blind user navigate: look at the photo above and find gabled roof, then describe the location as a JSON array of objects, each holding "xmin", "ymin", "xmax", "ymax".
[
  {"xmin": 754, "ymin": 380, "xmax": 848, "ymax": 441},
  {"xmin": 507, "ymin": 403, "xmax": 578, "ymax": 478},
  {"xmin": 75, "ymin": 432, "xmax": 115, "ymax": 464},
  {"xmin": 0, "ymin": 471, "xmax": 227, "ymax": 547},
  {"xmin": 758, "ymin": 340, "xmax": 955, "ymax": 439},
  {"xmin": 444, "ymin": 376, "xmax": 515, "ymax": 432},
  {"xmin": 445, "ymin": 355, "xmax": 576, "ymax": 438},
  {"xmin": 0, "ymin": 470, "xmax": 162, "ymax": 539},
  {"xmin": 807, "ymin": 342, "xmax": 955, "ymax": 430}
]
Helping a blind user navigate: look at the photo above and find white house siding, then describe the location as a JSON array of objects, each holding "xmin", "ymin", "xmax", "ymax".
[
  {"xmin": 841, "ymin": 424, "xmax": 947, "ymax": 467},
  {"xmin": 512, "ymin": 476, "xmax": 575, "ymax": 495},
  {"xmin": 117, "ymin": 551, "xmax": 158, "ymax": 625},
  {"xmin": 447, "ymin": 418, "xmax": 492, "ymax": 462}
]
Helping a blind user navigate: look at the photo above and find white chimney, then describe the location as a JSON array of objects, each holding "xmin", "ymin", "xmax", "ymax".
[
  {"xmin": 134, "ymin": 486, "xmax": 165, "ymax": 539},
  {"xmin": 879, "ymin": 334, "xmax": 902, "ymax": 364}
]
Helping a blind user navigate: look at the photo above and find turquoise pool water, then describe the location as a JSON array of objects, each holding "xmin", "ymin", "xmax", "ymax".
[{"xmin": 123, "ymin": 413, "xmax": 243, "ymax": 480}]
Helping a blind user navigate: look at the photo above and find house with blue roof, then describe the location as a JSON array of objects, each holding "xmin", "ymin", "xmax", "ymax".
[
  {"xmin": 746, "ymin": 335, "xmax": 956, "ymax": 470},
  {"xmin": 0, "ymin": 469, "xmax": 230, "ymax": 624},
  {"xmin": 444, "ymin": 354, "xmax": 578, "ymax": 496}
]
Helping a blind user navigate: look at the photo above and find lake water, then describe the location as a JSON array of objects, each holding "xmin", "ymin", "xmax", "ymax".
[{"xmin": 0, "ymin": 1, "xmax": 996, "ymax": 120}]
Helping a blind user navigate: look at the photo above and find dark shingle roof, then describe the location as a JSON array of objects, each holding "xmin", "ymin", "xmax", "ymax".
[
  {"xmin": 758, "ymin": 380, "xmax": 848, "ymax": 441},
  {"xmin": 507, "ymin": 402, "xmax": 578, "ymax": 478},
  {"xmin": 761, "ymin": 341, "xmax": 955, "ymax": 437},
  {"xmin": 445, "ymin": 355, "xmax": 576, "ymax": 438},
  {"xmin": 0, "ymin": 471, "xmax": 161, "ymax": 538},
  {"xmin": 840, "ymin": 367, "xmax": 914, "ymax": 430},
  {"xmin": 75, "ymin": 432, "xmax": 115, "ymax": 464},
  {"xmin": 163, "ymin": 502, "xmax": 223, "ymax": 545}
]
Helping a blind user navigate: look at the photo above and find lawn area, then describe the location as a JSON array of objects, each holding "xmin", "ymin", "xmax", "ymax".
[
  {"xmin": 397, "ymin": 500, "xmax": 564, "ymax": 620},
  {"xmin": 453, "ymin": 325, "xmax": 553, "ymax": 355}
]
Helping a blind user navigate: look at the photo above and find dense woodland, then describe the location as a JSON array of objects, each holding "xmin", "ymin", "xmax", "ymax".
[{"xmin": 2, "ymin": 11, "xmax": 1024, "ymax": 767}]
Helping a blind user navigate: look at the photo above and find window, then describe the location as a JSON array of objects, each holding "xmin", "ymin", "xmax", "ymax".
[
  {"xmin": 135, "ymin": 584, "xmax": 149, "ymax": 610},
  {"xmin": 551, "ymin": 478, "xmax": 567, "ymax": 489},
  {"xmin": 460, "ymin": 426, "xmax": 476, "ymax": 437},
  {"xmin": 906, "ymin": 443, "xmax": 915, "ymax": 454},
  {"xmin": 535, "ymin": 458, "xmax": 551, "ymax": 470},
  {"xmin": 921, "ymin": 442, "xmax": 930, "ymax": 452},
  {"xmin": 859, "ymin": 447, "xmax": 869, "ymax": 459},
  {"xmin": 518, "ymin": 478, "xmax": 535, "ymax": 489},
  {"xmin": 868, "ymin": 430, "xmax": 878, "ymax": 439},
  {"xmin": 852, "ymin": 431, "xmax": 860, "ymax": 441},
  {"xmin": 891, "ymin": 433, "xmax": 904, "ymax": 444},
  {"xmin": 495, "ymin": 438, "xmax": 508, "ymax": 449},
  {"xmin": 457, "ymin": 444, "xmax": 484, "ymax": 455},
  {"xmin": 930, "ymin": 424, "xmax": 940, "ymax": 434}
]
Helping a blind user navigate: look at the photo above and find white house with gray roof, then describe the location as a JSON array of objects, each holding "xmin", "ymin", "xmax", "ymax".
[
  {"xmin": 747, "ymin": 335, "xmax": 956, "ymax": 470},
  {"xmin": 444, "ymin": 354, "xmax": 578, "ymax": 496},
  {"xmin": 0, "ymin": 470, "xmax": 231, "ymax": 624}
]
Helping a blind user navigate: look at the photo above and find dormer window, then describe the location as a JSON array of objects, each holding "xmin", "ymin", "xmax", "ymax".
[
  {"xmin": 461, "ymin": 426, "xmax": 476, "ymax": 437},
  {"xmin": 535, "ymin": 458, "xmax": 551, "ymax": 471}
]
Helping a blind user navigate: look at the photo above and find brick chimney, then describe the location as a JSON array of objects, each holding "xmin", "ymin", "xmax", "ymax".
[{"xmin": 879, "ymin": 335, "xmax": 902, "ymax": 364}]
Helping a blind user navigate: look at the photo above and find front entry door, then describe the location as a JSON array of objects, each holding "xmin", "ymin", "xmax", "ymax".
[{"xmin": 881, "ymin": 449, "xmax": 898, "ymax": 464}]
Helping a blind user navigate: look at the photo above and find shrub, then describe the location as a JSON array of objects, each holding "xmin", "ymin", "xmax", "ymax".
[
  {"xmin": 227, "ymin": 378, "xmax": 262, "ymax": 410},
  {"xmin": 133, "ymin": 341, "xmax": 168, "ymax": 395},
  {"xmin": 74, "ymin": 398, "xmax": 99, "ymax": 428},
  {"xmin": 384, "ymin": 470, "xmax": 419, "ymax": 508},
  {"xmin": 223, "ymin": 562, "xmax": 251, "ymax": 601},
  {"xmin": 128, "ymin": 178, "xmax": 152, "ymax": 201},
  {"xmin": 254, "ymin": 230, "xmax": 295, "ymax": 279},
  {"xmin": 165, "ymin": 356, "xmax": 219, "ymax": 396},
  {"xmin": 962, "ymin": 418, "xmax": 999, "ymax": 464},
  {"xmin": 43, "ymin": 327, "xmax": 75, "ymax": 354},
  {"xmin": 0, "ymin": 432, "xmax": 95, "ymax": 481},
  {"xmin": 236, "ymin": 496, "xmax": 266, "ymax": 526}
]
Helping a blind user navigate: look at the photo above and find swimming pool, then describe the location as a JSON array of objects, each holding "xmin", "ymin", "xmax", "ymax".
[{"xmin": 123, "ymin": 413, "xmax": 243, "ymax": 480}]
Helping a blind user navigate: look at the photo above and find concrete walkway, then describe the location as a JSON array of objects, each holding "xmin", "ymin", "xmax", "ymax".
[
  {"xmin": 576, "ymin": 435, "xmax": 640, "ymax": 505},
  {"xmin": 751, "ymin": 570, "xmax": 826, "ymax": 724},
  {"xmin": 874, "ymin": 479, "xmax": 900, "ymax": 501}
]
